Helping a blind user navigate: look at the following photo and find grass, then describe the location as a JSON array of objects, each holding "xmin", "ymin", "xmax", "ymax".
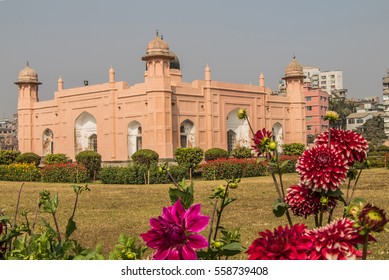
[{"xmin": 1, "ymin": 168, "xmax": 389, "ymax": 259}]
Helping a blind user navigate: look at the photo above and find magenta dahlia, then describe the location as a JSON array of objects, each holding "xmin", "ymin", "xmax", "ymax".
[
  {"xmin": 246, "ymin": 224, "xmax": 313, "ymax": 260},
  {"xmin": 308, "ymin": 218, "xmax": 371, "ymax": 260},
  {"xmin": 252, "ymin": 128, "xmax": 273, "ymax": 156},
  {"xmin": 315, "ymin": 128, "xmax": 368, "ymax": 165},
  {"xmin": 140, "ymin": 199, "xmax": 209, "ymax": 260},
  {"xmin": 296, "ymin": 144, "xmax": 349, "ymax": 192},
  {"xmin": 285, "ymin": 184, "xmax": 337, "ymax": 218}
]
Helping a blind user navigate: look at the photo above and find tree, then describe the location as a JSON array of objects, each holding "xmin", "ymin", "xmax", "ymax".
[
  {"xmin": 329, "ymin": 97, "xmax": 356, "ymax": 130},
  {"xmin": 359, "ymin": 116, "xmax": 387, "ymax": 147}
]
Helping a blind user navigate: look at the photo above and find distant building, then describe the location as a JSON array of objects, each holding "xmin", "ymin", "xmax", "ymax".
[
  {"xmin": 383, "ymin": 69, "xmax": 389, "ymax": 138},
  {"xmin": 0, "ymin": 116, "xmax": 18, "ymax": 150},
  {"xmin": 15, "ymin": 35, "xmax": 307, "ymax": 161},
  {"xmin": 303, "ymin": 84, "xmax": 329, "ymax": 137},
  {"xmin": 303, "ymin": 67, "xmax": 344, "ymax": 98},
  {"xmin": 346, "ymin": 111, "xmax": 382, "ymax": 131},
  {"xmin": 351, "ymin": 96, "xmax": 384, "ymax": 113}
]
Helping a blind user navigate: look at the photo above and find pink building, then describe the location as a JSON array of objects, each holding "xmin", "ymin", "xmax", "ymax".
[
  {"xmin": 303, "ymin": 84, "xmax": 329, "ymax": 137},
  {"xmin": 16, "ymin": 35, "xmax": 306, "ymax": 161}
]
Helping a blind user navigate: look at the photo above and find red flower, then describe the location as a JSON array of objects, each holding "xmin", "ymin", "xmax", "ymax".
[
  {"xmin": 140, "ymin": 199, "xmax": 209, "ymax": 260},
  {"xmin": 308, "ymin": 218, "xmax": 369, "ymax": 260},
  {"xmin": 252, "ymin": 128, "xmax": 273, "ymax": 156},
  {"xmin": 315, "ymin": 129, "xmax": 368, "ymax": 165},
  {"xmin": 296, "ymin": 144, "xmax": 348, "ymax": 192},
  {"xmin": 246, "ymin": 224, "xmax": 313, "ymax": 260},
  {"xmin": 358, "ymin": 203, "xmax": 388, "ymax": 233},
  {"xmin": 285, "ymin": 184, "xmax": 337, "ymax": 218}
]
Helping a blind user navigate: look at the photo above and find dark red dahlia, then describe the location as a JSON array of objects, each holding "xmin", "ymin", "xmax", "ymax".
[
  {"xmin": 285, "ymin": 184, "xmax": 337, "ymax": 218},
  {"xmin": 296, "ymin": 144, "xmax": 348, "ymax": 192},
  {"xmin": 315, "ymin": 128, "xmax": 368, "ymax": 165},
  {"xmin": 308, "ymin": 218, "xmax": 372, "ymax": 260},
  {"xmin": 252, "ymin": 128, "xmax": 273, "ymax": 156},
  {"xmin": 246, "ymin": 224, "xmax": 313, "ymax": 260},
  {"xmin": 358, "ymin": 203, "xmax": 388, "ymax": 233}
]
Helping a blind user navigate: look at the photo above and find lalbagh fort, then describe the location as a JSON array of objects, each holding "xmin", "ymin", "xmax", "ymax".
[{"xmin": 15, "ymin": 34, "xmax": 306, "ymax": 162}]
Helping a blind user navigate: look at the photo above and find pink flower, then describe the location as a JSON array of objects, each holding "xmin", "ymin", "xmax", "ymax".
[
  {"xmin": 315, "ymin": 129, "xmax": 368, "ymax": 165},
  {"xmin": 140, "ymin": 199, "xmax": 209, "ymax": 260},
  {"xmin": 285, "ymin": 184, "xmax": 337, "ymax": 218},
  {"xmin": 246, "ymin": 224, "xmax": 313, "ymax": 260},
  {"xmin": 308, "ymin": 218, "xmax": 368, "ymax": 260},
  {"xmin": 252, "ymin": 128, "xmax": 273, "ymax": 156},
  {"xmin": 296, "ymin": 144, "xmax": 349, "ymax": 192}
]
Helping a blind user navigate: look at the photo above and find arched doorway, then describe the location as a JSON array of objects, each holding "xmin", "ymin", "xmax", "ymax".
[
  {"xmin": 226, "ymin": 108, "xmax": 249, "ymax": 152},
  {"xmin": 272, "ymin": 122, "xmax": 283, "ymax": 154},
  {"xmin": 75, "ymin": 112, "xmax": 97, "ymax": 155},
  {"xmin": 42, "ymin": 128, "xmax": 54, "ymax": 156},
  {"xmin": 128, "ymin": 121, "xmax": 142, "ymax": 159},
  {"xmin": 180, "ymin": 120, "xmax": 195, "ymax": 147}
]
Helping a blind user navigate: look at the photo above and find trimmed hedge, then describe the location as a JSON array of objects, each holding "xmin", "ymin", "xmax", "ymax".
[
  {"xmin": 75, "ymin": 151, "xmax": 102, "ymax": 179},
  {"xmin": 15, "ymin": 152, "xmax": 41, "ymax": 167},
  {"xmin": 131, "ymin": 149, "xmax": 159, "ymax": 167},
  {"xmin": 282, "ymin": 143, "xmax": 305, "ymax": 156},
  {"xmin": 41, "ymin": 163, "xmax": 89, "ymax": 183},
  {"xmin": 201, "ymin": 158, "xmax": 267, "ymax": 180},
  {"xmin": 0, "ymin": 163, "xmax": 41, "ymax": 182},
  {"xmin": 204, "ymin": 148, "xmax": 229, "ymax": 161},
  {"xmin": 44, "ymin": 153, "xmax": 70, "ymax": 165},
  {"xmin": 231, "ymin": 146, "xmax": 252, "ymax": 159},
  {"xmin": 0, "ymin": 150, "xmax": 21, "ymax": 165}
]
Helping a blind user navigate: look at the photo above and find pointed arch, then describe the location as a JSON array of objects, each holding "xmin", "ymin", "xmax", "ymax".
[
  {"xmin": 42, "ymin": 128, "xmax": 54, "ymax": 156},
  {"xmin": 128, "ymin": 121, "xmax": 142, "ymax": 159},
  {"xmin": 74, "ymin": 112, "xmax": 97, "ymax": 155},
  {"xmin": 272, "ymin": 122, "xmax": 283, "ymax": 153},
  {"xmin": 180, "ymin": 119, "xmax": 196, "ymax": 148},
  {"xmin": 226, "ymin": 108, "xmax": 249, "ymax": 151}
]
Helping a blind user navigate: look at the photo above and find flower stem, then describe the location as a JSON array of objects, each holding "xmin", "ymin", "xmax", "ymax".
[
  {"xmin": 207, "ymin": 198, "xmax": 218, "ymax": 248},
  {"xmin": 13, "ymin": 183, "xmax": 24, "ymax": 227},
  {"xmin": 349, "ymin": 167, "xmax": 363, "ymax": 204},
  {"xmin": 362, "ymin": 233, "xmax": 369, "ymax": 260},
  {"xmin": 271, "ymin": 173, "xmax": 292, "ymax": 226},
  {"xmin": 213, "ymin": 185, "xmax": 229, "ymax": 241},
  {"xmin": 246, "ymin": 117, "xmax": 255, "ymax": 137}
]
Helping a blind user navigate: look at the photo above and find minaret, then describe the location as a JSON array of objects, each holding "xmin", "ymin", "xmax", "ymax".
[
  {"xmin": 109, "ymin": 65, "xmax": 115, "ymax": 83},
  {"xmin": 282, "ymin": 56, "xmax": 305, "ymax": 101},
  {"xmin": 259, "ymin": 72, "xmax": 265, "ymax": 89},
  {"xmin": 58, "ymin": 77, "xmax": 63, "ymax": 91}
]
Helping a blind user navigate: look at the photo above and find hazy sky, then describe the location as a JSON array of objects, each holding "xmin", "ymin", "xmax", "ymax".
[{"xmin": 1, "ymin": 0, "xmax": 388, "ymax": 119}]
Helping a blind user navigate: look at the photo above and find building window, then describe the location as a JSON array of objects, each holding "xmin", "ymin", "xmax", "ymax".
[
  {"xmin": 356, "ymin": 119, "xmax": 364, "ymax": 124},
  {"xmin": 88, "ymin": 134, "xmax": 98, "ymax": 152},
  {"xmin": 306, "ymin": 96, "xmax": 312, "ymax": 101},
  {"xmin": 348, "ymin": 119, "xmax": 355, "ymax": 124},
  {"xmin": 180, "ymin": 120, "xmax": 195, "ymax": 148},
  {"xmin": 307, "ymin": 125, "xmax": 312, "ymax": 131},
  {"xmin": 306, "ymin": 116, "xmax": 313, "ymax": 121},
  {"xmin": 227, "ymin": 130, "xmax": 236, "ymax": 152},
  {"xmin": 306, "ymin": 106, "xmax": 312, "ymax": 111}
]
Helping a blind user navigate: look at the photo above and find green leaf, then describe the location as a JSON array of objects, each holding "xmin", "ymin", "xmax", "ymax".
[
  {"xmin": 326, "ymin": 189, "xmax": 344, "ymax": 198},
  {"xmin": 273, "ymin": 199, "xmax": 288, "ymax": 217},
  {"xmin": 65, "ymin": 218, "xmax": 77, "ymax": 240}
]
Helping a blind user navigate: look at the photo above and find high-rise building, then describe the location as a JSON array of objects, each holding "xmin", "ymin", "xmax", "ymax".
[
  {"xmin": 303, "ymin": 67, "xmax": 344, "ymax": 98},
  {"xmin": 383, "ymin": 69, "xmax": 389, "ymax": 138}
]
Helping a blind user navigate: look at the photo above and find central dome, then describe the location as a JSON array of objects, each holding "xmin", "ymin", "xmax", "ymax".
[
  {"xmin": 16, "ymin": 63, "xmax": 40, "ymax": 84},
  {"xmin": 284, "ymin": 57, "xmax": 304, "ymax": 78},
  {"xmin": 145, "ymin": 35, "xmax": 170, "ymax": 56}
]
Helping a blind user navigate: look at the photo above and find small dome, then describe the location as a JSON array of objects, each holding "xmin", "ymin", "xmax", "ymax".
[
  {"xmin": 169, "ymin": 51, "xmax": 180, "ymax": 70},
  {"xmin": 17, "ymin": 63, "xmax": 40, "ymax": 84},
  {"xmin": 285, "ymin": 57, "xmax": 304, "ymax": 78},
  {"xmin": 145, "ymin": 35, "xmax": 170, "ymax": 56}
]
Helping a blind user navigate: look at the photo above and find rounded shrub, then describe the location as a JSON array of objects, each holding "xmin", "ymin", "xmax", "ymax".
[
  {"xmin": 282, "ymin": 143, "xmax": 305, "ymax": 156},
  {"xmin": 15, "ymin": 152, "xmax": 41, "ymax": 167},
  {"xmin": 0, "ymin": 150, "xmax": 21, "ymax": 165},
  {"xmin": 204, "ymin": 148, "xmax": 229, "ymax": 161},
  {"xmin": 231, "ymin": 146, "xmax": 252, "ymax": 159},
  {"xmin": 75, "ymin": 150, "xmax": 102, "ymax": 179},
  {"xmin": 131, "ymin": 149, "xmax": 159, "ymax": 167},
  {"xmin": 44, "ymin": 153, "xmax": 70, "ymax": 165}
]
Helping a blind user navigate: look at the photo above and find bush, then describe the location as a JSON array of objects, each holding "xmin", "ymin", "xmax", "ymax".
[
  {"xmin": 75, "ymin": 151, "xmax": 102, "ymax": 179},
  {"xmin": 131, "ymin": 149, "xmax": 159, "ymax": 167},
  {"xmin": 282, "ymin": 143, "xmax": 305, "ymax": 156},
  {"xmin": 204, "ymin": 148, "xmax": 229, "ymax": 161},
  {"xmin": 175, "ymin": 147, "xmax": 204, "ymax": 169},
  {"xmin": 278, "ymin": 155, "xmax": 300, "ymax": 173},
  {"xmin": 41, "ymin": 163, "xmax": 89, "ymax": 183},
  {"xmin": 231, "ymin": 146, "xmax": 252, "ymax": 159},
  {"xmin": 375, "ymin": 145, "xmax": 389, "ymax": 152},
  {"xmin": 0, "ymin": 150, "xmax": 21, "ymax": 165},
  {"xmin": 44, "ymin": 153, "xmax": 70, "ymax": 165},
  {"xmin": 15, "ymin": 152, "xmax": 41, "ymax": 167},
  {"xmin": 0, "ymin": 163, "xmax": 41, "ymax": 181},
  {"xmin": 201, "ymin": 158, "xmax": 267, "ymax": 180}
]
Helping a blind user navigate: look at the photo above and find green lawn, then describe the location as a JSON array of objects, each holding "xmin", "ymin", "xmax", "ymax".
[{"xmin": 1, "ymin": 168, "xmax": 388, "ymax": 259}]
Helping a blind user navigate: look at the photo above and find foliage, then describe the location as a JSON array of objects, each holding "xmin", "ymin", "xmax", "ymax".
[
  {"xmin": 201, "ymin": 158, "xmax": 267, "ymax": 180},
  {"xmin": 282, "ymin": 143, "xmax": 305, "ymax": 156},
  {"xmin": 75, "ymin": 151, "xmax": 102, "ymax": 179},
  {"xmin": 204, "ymin": 148, "xmax": 229, "ymax": 161},
  {"xmin": 175, "ymin": 147, "xmax": 204, "ymax": 169},
  {"xmin": 0, "ymin": 150, "xmax": 21, "ymax": 165},
  {"xmin": 108, "ymin": 234, "xmax": 146, "ymax": 260},
  {"xmin": 15, "ymin": 152, "xmax": 41, "ymax": 167},
  {"xmin": 329, "ymin": 97, "xmax": 356, "ymax": 129},
  {"xmin": 0, "ymin": 163, "xmax": 41, "ymax": 181},
  {"xmin": 230, "ymin": 146, "xmax": 252, "ymax": 159},
  {"xmin": 44, "ymin": 153, "xmax": 70, "ymax": 165},
  {"xmin": 359, "ymin": 116, "xmax": 387, "ymax": 148},
  {"xmin": 131, "ymin": 149, "xmax": 159, "ymax": 167},
  {"xmin": 41, "ymin": 163, "xmax": 89, "ymax": 183}
]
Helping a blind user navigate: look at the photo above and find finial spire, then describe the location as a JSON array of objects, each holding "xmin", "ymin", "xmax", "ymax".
[
  {"xmin": 156, "ymin": 29, "xmax": 159, "ymax": 36},
  {"xmin": 26, "ymin": 61, "xmax": 29, "ymax": 67}
]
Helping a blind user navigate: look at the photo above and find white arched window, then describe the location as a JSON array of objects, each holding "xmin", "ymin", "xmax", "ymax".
[
  {"xmin": 128, "ymin": 121, "xmax": 142, "ymax": 159},
  {"xmin": 272, "ymin": 122, "xmax": 283, "ymax": 154},
  {"xmin": 180, "ymin": 120, "xmax": 195, "ymax": 148},
  {"xmin": 226, "ymin": 108, "xmax": 250, "ymax": 151},
  {"xmin": 42, "ymin": 128, "xmax": 54, "ymax": 156},
  {"xmin": 75, "ymin": 112, "xmax": 97, "ymax": 155}
]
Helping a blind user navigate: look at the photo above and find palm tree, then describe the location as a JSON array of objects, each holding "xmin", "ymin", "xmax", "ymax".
[{"xmin": 329, "ymin": 97, "xmax": 356, "ymax": 130}]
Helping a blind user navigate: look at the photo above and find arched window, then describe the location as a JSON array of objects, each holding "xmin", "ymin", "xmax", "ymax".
[
  {"xmin": 227, "ymin": 130, "xmax": 236, "ymax": 152},
  {"xmin": 88, "ymin": 134, "xmax": 97, "ymax": 152},
  {"xmin": 42, "ymin": 128, "xmax": 54, "ymax": 156},
  {"xmin": 272, "ymin": 123, "xmax": 283, "ymax": 154},
  {"xmin": 128, "ymin": 121, "xmax": 142, "ymax": 159},
  {"xmin": 180, "ymin": 120, "xmax": 195, "ymax": 148},
  {"xmin": 75, "ymin": 112, "xmax": 97, "ymax": 155},
  {"xmin": 226, "ymin": 108, "xmax": 250, "ymax": 151}
]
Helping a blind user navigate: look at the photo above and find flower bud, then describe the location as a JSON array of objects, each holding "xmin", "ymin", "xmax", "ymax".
[
  {"xmin": 229, "ymin": 182, "xmax": 238, "ymax": 189},
  {"xmin": 324, "ymin": 111, "xmax": 339, "ymax": 122},
  {"xmin": 358, "ymin": 203, "xmax": 388, "ymax": 232},
  {"xmin": 237, "ymin": 108, "xmax": 247, "ymax": 120},
  {"xmin": 126, "ymin": 252, "xmax": 137, "ymax": 260},
  {"xmin": 268, "ymin": 141, "xmax": 277, "ymax": 151}
]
